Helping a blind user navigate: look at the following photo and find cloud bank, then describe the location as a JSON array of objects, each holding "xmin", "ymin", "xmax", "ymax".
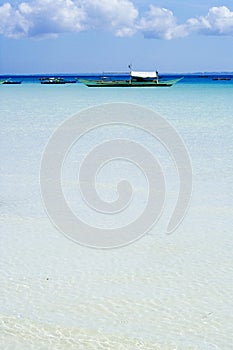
[{"xmin": 0, "ymin": 0, "xmax": 233, "ymax": 39}]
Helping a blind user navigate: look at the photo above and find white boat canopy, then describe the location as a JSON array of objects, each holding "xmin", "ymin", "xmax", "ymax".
[{"xmin": 130, "ymin": 71, "xmax": 158, "ymax": 78}]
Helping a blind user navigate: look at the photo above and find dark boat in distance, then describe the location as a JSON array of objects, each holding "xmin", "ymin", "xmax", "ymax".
[
  {"xmin": 212, "ymin": 77, "xmax": 231, "ymax": 81},
  {"xmin": 40, "ymin": 78, "xmax": 66, "ymax": 84},
  {"xmin": 1, "ymin": 79, "xmax": 22, "ymax": 84},
  {"xmin": 79, "ymin": 71, "xmax": 183, "ymax": 87},
  {"xmin": 40, "ymin": 77, "xmax": 77, "ymax": 84}
]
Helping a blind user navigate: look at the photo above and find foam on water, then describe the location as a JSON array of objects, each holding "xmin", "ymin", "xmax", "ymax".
[{"xmin": 0, "ymin": 81, "xmax": 233, "ymax": 349}]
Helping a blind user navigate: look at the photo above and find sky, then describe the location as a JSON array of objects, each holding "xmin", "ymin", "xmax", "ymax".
[{"xmin": 0, "ymin": 0, "xmax": 233, "ymax": 74}]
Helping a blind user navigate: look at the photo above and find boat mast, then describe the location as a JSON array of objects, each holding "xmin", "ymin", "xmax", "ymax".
[
  {"xmin": 128, "ymin": 63, "xmax": 132, "ymax": 84},
  {"xmin": 156, "ymin": 69, "xmax": 159, "ymax": 84}
]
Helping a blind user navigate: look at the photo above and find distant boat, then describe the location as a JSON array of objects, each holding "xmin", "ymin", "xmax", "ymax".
[
  {"xmin": 40, "ymin": 77, "xmax": 77, "ymax": 84},
  {"xmin": 3, "ymin": 81, "xmax": 22, "ymax": 84},
  {"xmin": 40, "ymin": 77, "xmax": 66, "ymax": 84},
  {"xmin": 212, "ymin": 77, "xmax": 231, "ymax": 81},
  {"xmin": 1, "ymin": 79, "xmax": 22, "ymax": 84},
  {"xmin": 79, "ymin": 71, "xmax": 182, "ymax": 87}
]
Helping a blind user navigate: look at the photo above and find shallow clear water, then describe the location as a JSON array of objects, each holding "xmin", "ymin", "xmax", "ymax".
[{"xmin": 0, "ymin": 80, "xmax": 233, "ymax": 349}]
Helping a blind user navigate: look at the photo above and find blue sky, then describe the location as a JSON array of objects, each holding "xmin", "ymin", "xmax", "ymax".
[{"xmin": 0, "ymin": 0, "xmax": 233, "ymax": 73}]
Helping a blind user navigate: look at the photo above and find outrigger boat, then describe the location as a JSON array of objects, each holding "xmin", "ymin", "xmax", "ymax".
[
  {"xmin": 2, "ymin": 81, "xmax": 22, "ymax": 84},
  {"xmin": 40, "ymin": 77, "xmax": 66, "ymax": 84},
  {"xmin": 39, "ymin": 77, "xmax": 77, "ymax": 84},
  {"xmin": 79, "ymin": 70, "xmax": 182, "ymax": 87},
  {"xmin": 0, "ymin": 79, "xmax": 22, "ymax": 84},
  {"xmin": 212, "ymin": 77, "xmax": 231, "ymax": 81}
]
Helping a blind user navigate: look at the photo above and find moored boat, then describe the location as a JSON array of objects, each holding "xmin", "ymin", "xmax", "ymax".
[
  {"xmin": 40, "ymin": 77, "xmax": 66, "ymax": 84},
  {"xmin": 212, "ymin": 77, "xmax": 231, "ymax": 81},
  {"xmin": 1, "ymin": 79, "xmax": 22, "ymax": 84},
  {"xmin": 79, "ymin": 70, "xmax": 182, "ymax": 87},
  {"xmin": 2, "ymin": 81, "xmax": 22, "ymax": 84},
  {"xmin": 40, "ymin": 77, "xmax": 77, "ymax": 84}
]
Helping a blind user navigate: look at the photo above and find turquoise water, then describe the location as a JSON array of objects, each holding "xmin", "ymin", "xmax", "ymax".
[
  {"xmin": 0, "ymin": 73, "xmax": 233, "ymax": 85},
  {"xmin": 0, "ymin": 80, "xmax": 233, "ymax": 349}
]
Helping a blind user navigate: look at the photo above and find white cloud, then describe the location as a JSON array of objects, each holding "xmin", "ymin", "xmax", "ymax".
[
  {"xmin": 139, "ymin": 5, "xmax": 233, "ymax": 40},
  {"xmin": 0, "ymin": 0, "xmax": 87, "ymax": 38},
  {"xmin": 83, "ymin": 0, "xmax": 138, "ymax": 37},
  {"xmin": 0, "ymin": 1, "xmax": 233, "ymax": 40},
  {"xmin": 0, "ymin": 0, "xmax": 138, "ymax": 38},
  {"xmin": 0, "ymin": 2, "xmax": 30, "ymax": 38},
  {"xmin": 19, "ymin": 0, "xmax": 86, "ymax": 38},
  {"xmin": 186, "ymin": 6, "xmax": 233, "ymax": 36},
  {"xmin": 138, "ymin": 5, "xmax": 188, "ymax": 40}
]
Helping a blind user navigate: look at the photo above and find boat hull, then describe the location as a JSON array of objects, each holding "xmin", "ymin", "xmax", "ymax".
[
  {"xmin": 40, "ymin": 81, "xmax": 66, "ymax": 84},
  {"xmin": 2, "ymin": 81, "xmax": 22, "ymax": 84},
  {"xmin": 79, "ymin": 78, "xmax": 182, "ymax": 87}
]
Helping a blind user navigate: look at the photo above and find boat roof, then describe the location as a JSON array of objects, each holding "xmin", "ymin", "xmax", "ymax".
[{"xmin": 130, "ymin": 71, "xmax": 158, "ymax": 78}]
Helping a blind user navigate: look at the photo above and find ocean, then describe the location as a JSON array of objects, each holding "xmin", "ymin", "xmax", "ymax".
[{"xmin": 0, "ymin": 75, "xmax": 232, "ymax": 349}]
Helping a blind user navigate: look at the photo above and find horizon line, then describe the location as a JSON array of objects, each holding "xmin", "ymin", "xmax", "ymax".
[{"xmin": 1, "ymin": 71, "xmax": 233, "ymax": 76}]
